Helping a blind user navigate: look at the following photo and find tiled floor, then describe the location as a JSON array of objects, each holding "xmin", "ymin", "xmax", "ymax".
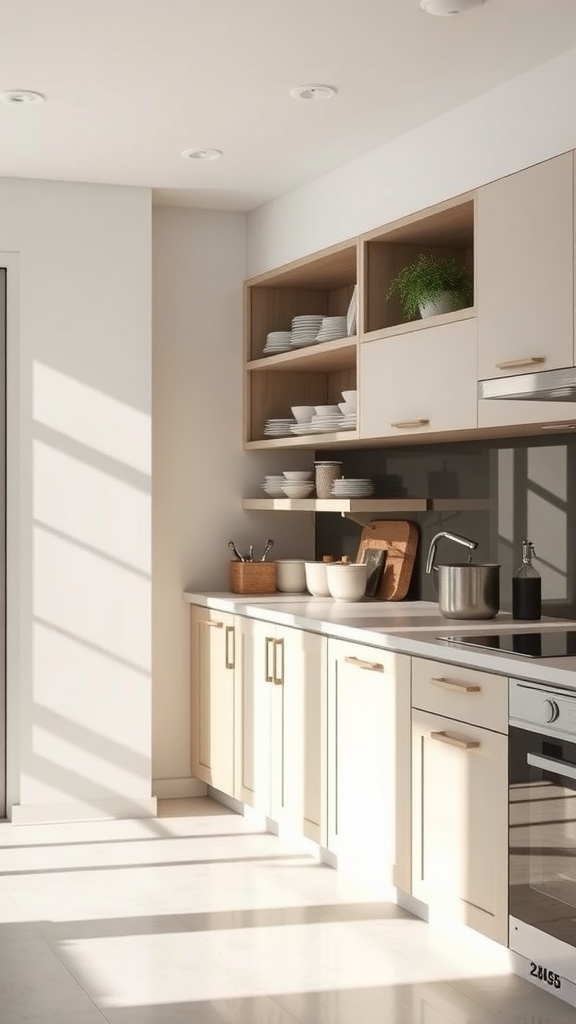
[{"xmin": 0, "ymin": 797, "xmax": 573, "ymax": 1023}]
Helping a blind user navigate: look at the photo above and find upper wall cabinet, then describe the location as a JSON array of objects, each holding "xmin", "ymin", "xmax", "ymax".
[
  {"xmin": 361, "ymin": 195, "xmax": 475, "ymax": 341},
  {"xmin": 476, "ymin": 152, "xmax": 576, "ymax": 429},
  {"xmin": 244, "ymin": 240, "xmax": 359, "ymax": 448}
]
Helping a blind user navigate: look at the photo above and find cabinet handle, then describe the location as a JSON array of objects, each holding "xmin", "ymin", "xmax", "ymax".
[
  {"xmin": 344, "ymin": 656, "xmax": 384, "ymax": 672},
  {"xmin": 390, "ymin": 419, "xmax": 430, "ymax": 429},
  {"xmin": 430, "ymin": 676, "xmax": 480, "ymax": 693},
  {"xmin": 225, "ymin": 626, "xmax": 235, "ymax": 670},
  {"xmin": 273, "ymin": 637, "xmax": 284, "ymax": 686},
  {"xmin": 495, "ymin": 356, "xmax": 545, "ymax": 370},
  {"xmin": 265, "ymin": 636, "xmax": 275, "ymax": 682},
  {"xmin": 430, "ymin": 730, "xmax": 480, "ymax": 750},
  {"xmin": 201, "ymin": 619, "xmax": 224, "ymax": 628}
]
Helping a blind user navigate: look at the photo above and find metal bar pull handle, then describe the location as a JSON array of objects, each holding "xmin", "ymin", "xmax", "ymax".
[
  {"xmin": 390, "ymin": 419, "xmax": 430, "ymax": 429},
  {"xmin": 201, "ymin": 619, "xmax": 224, "ymax": 628},
  {"xmin": 431, "ymin": 730, "xmax": 480, "ymax": 750},
  {"xmin": 273, "ymin": 638, "xmax": 284, "ymax": 686},
  {"xmin": 344, "ymin": 656, "xmax": 384, "ymax": 672},
  {"xmin": 225, "ymin": 626, "xmax": 235, "ymax": 670},
  {"xmin": 265, "ymin": 636, "xmax": 275, "ymax": 683},
  {"xmin": 495, "ymin": 356, "xmax": 545, "ymax": 370},
  {"xmin": 528, "ymin": 752, "xmax": 576, "ymax": 781},
  {"xmin": 430, "ymin": 676, "xmax": 481, "ymax": 693}
]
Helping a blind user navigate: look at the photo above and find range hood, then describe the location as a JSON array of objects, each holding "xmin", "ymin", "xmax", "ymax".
[{"xmin": 478, "ymin": 365, "xmax": 576, "ymax": 402}]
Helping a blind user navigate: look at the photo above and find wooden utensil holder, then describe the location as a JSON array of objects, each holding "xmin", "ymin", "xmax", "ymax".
[{"xmin": 229, "ymin": 560, "xmax": 277, "ymax": 594}]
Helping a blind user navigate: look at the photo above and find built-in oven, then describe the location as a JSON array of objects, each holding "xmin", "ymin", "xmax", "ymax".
[{"xmin": 509, "ymin": 678, "xmax": 576, "ymax": 1007}]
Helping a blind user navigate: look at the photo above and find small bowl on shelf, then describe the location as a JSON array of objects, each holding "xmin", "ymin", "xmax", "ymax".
[
  {"xmin": 283, "ymin": 471, "xmax": 313, "ymax": 481},
  {"xmin": 281, "ymin": 482, "xmax": 315, "ymax": 499},
  {"xmin": 314, "ymin": 405, "xmax": 341, "ymax": 417},
  {"xmin": 291, "ymin": 405, "xmax": 315, "ymax": 423},
  {"xmin": 341, "ymin": 390, "xmax": 358, "ymax": 410}
]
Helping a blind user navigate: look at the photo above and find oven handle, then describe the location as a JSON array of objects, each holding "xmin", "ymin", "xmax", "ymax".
[{"xmin": 527, "ymin": 752, "xmax": 576, "ymax": 781}]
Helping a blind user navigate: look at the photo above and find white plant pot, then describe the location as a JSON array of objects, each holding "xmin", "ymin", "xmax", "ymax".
[{"xmin": 418, "ymin": 291, "xmax": 463, "ymax": 319}]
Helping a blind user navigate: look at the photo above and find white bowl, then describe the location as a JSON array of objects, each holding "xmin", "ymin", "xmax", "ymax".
[
  {"xmin": 326, "ymin": 563, "xmax": 369, "ymax": 602},
  {"xmin": 262, "ymin": 485, "xmax": 286, "ymax": 497},
  {"xmin": 283, "ymin": 471, "xmax": 313, "ymax": 481},
  {"xmin": 341, "ymin": 390, "xmax": 358, "ymax": 410},
  {"xmin": 338, "ymin": 402, "xmax": 356, "ymax": 415},
  {"xmin": 305, "ymin": 561, "xmax": 331, "ymax": 597},
  {"xmin": 281, "ymin": 482, "xmax": 315, "ymax": 498},
  {"xmin": 275, "ymin": 559, "xmax": 307, "ymax": 593},
  {"xmin": 291, "ymin": 405, "xmax": 315, "ymax": 423},
  {"xmin": 314, "ymin": 405, "xmax": 341, "ymax": 417}
]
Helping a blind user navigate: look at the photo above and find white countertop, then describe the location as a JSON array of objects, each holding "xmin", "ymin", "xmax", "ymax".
[{"xmin": 184, "ymin": 592, "xmax": 576, "ymax": 689}]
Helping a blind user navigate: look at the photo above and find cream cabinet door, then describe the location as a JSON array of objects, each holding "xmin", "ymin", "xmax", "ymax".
[
  {"xmin": 190, "ymin": 605, "xmax": 237, "ymax": 797},
  {"xmin": 270, "ymin": 625, "xmax": 326, "ymax": 843},
  {"xmin": 327, "ymin": 638, "xmax": 411, "ymax": 891},
  {"xmin": 359, "ymin": 319, "xmax": 477, "ymax": 440},
  {"xmin": 411, "ymin": 709, "xmax": 508, "ymax": 945},
  {"xmin": 235, "ymin": 616, "xmax": 273, "ymax": 812},
  {"xmin": 477, "ymin": 152, "xmax": 576, "ymax": 428}
]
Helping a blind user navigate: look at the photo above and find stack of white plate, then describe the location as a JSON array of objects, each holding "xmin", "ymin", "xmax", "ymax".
[
  {"xmin": 339, "ymin": 411, "xmax": 358, "ymax": 431},
  {"xmin": 263, "ymin": 331, "xmax": 292, "ymax": 355},
  {"xmin": 290, "ymin": 314, "xmax": 324, "ymax": 348},
  {"xmin": 309, "ymin": 411, "xmax": 346, "ymax": 433},
  {"xmin": 261, "ymin": 475, "xmax": 286, "ymax": 497},
  {"xmin": 290, "ymin": 422, "xmax": 314, "ymax": 436},
  {"xmin": 316, "ymin": 316, "xmax": 348, "ymax": 341},
  {"xmin": 263, "ymin": 418, "xmax": 296, "ymax": 437},
  {"xmin": 331, "ymin": 478, "xmax": 374, "ymax": 497}
]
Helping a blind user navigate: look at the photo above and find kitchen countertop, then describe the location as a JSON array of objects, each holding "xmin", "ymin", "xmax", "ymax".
[{"xmin": 184, "ymin": 592, "xmax": 576, "ymax": 689}]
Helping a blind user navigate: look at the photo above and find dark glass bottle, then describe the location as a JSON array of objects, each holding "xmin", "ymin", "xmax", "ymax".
[{"xmin": 512, "ymin": 540, "xmax": 541, "ymax": 621}]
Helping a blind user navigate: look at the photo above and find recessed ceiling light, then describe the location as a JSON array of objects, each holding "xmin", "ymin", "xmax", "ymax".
[
  {"xmin": 420, "ymin": 0, "xmax": 486, "ymax": 14},
  {"xmin": 181, "ymin": 148, "xmax": 223, "ymax": 161},
  {"xmin": 289, "ymin": 84, "xmax": 337, "ymax": 101},
  {"xmin": 0, "ymin": 89, "xmax": 46, "ymax": 105}
]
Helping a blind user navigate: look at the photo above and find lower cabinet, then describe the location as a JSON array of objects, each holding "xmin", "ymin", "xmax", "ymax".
[
  {"xmin": 327, "ymin": 638, "xmax": 411, "ymax": 891},
  {"xmin": 236, "ymin": 617, "xmax": 326, "ymax": 842},
  {"xmin": 411, "ymin": 658, "xmax": 508, "ymax": 945},
  {"xmin": 190, "ymin": 605, "xmax": 237, "ymax": 796}
]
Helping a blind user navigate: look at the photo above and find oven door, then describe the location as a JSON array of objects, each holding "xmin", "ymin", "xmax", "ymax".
[{"xmin": 509, "ymin": 725, "xmax": 576, "ymax": 951}]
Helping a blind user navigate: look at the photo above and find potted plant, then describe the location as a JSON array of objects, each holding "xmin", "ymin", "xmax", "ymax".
[{"xmin": 386, "ymin": 253, "xmax": 473, "ymax": 320}]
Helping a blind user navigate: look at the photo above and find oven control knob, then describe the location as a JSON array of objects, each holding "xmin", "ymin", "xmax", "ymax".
[{"xmin": 543, "ymin": 699, "xmax": 560, "ymax": 723}]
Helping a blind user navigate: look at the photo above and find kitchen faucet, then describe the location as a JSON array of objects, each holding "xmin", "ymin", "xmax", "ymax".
[{"xmin": 425, "ymin": 530, "xmax": 478, "ymax": 574}]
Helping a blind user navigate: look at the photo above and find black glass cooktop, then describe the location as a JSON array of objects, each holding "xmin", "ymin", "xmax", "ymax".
[{"xmin": 440, "ymin": 631, "xmax": 576, "ymax": 659}]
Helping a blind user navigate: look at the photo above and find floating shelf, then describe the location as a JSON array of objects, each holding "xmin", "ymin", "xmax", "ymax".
[
  {"xmin": 242, "ymin": 497, "xmax": 491, "ymax": 513},
  {"xmin": 247, "ymin": 336, "xmax": 357, "ymax": 373}
]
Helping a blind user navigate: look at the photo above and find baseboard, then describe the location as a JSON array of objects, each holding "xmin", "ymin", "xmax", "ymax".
[
  {"xmin": 10, "ymin": 796, "xmax": 158, "ymax": 825},
  {"xmin": 153, "ymin": 777, "xmax": 207, "ymax": 799}
]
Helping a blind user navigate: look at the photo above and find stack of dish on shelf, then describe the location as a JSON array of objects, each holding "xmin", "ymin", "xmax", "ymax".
[
  {"xmin": 290, "ymin": 314, "xmax": 324, "ymax": 347},
  {"xmin": 315, "ymin": 315, "xmax": 348, "ymax": 341},
  {"xmin": 261, "ymin": 475, "xmax": 287, "ymax": 497},
  {"xmin": 280, "ymin": 471, "xmax": 314, "ymax": 498},
  {"xmin": 331, "ymin": 477, "xmax": 374, "ymax": 498},
  {"xmin": 308, "ymin": 405, "xmax": 346, "ymax": 433},
  {"xmin": 263, "ymin": 417, "xmax": 296, "ymax": 437},
  {"xmin": 263, "ymin": 330, "xmax": 292, "ymax": 355}
]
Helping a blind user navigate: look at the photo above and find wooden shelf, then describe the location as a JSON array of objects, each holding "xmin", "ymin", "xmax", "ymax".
[
  {"xmin": 362, "ymin": 307, "xmax": 475, "ymax": 345},
  {"xmin": 245, "ymin": 430, "xmax": 359, "ymax": 450},
  {"xmin": 242, "ymin": 497, "xmax": 490, "ymax": 512},
  {"xmin": 247, "ymin": 336, "xmax": 357, "ymax": 372}
]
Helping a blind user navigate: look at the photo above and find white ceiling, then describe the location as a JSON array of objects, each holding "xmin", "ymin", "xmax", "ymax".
[{"xmin": 2, "ymin": 0, "xmax": 576, "ymax": 212}]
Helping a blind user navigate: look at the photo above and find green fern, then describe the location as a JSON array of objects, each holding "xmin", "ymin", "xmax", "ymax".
[{"xmin": 386, "ymin": 253, "xmax": 473, "ymax": 319}]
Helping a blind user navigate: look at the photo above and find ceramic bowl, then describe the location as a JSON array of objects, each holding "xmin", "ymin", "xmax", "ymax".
[
  {"xmin": 281, "ymin": 482, "xmax": 315, "ymax": 498},
  {"xmin": 338, "ymin": 402, "xmax": 355, "ymax": 415},
  {"xmin": 283, "ymin": 471, "xmax": 313, "ymax": 481},
  {"xmin": 314, "ymin": 405, "xmax": 341, "ymax": 417},
  {"xmin": 341, "ymin": 390, "xmax": 358, "ymax": 410},
  {"xmin": 291, "ymin": 405, "xmax": 315, "ymax": 423},
  {"xmin": 275, "ymin": 559, "xmax": 307, "ymax": 593},
  {"xmin": 304, "ymin": 561, "xmax": 331, "ymax": 597},
  {"xmin": 326, "ymin": 563, "xmax": 369, "ymax": 602}
]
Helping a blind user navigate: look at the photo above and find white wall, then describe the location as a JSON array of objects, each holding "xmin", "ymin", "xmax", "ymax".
[
  {"xmin": 247, "ymin": 46, "xmax": 576, "ymax": 275},
  {"xmin": 2, "ymin": 178, "xmax": 153, "ymax": 823},
  {"xmin": 152, "ymin": 208, "xmax": 312, "ymax": 795}
]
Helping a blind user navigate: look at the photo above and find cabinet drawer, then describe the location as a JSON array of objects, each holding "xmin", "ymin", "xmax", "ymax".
[{"xmin": 411, "ymin": 657, "xmax": 507, "ymax": 734}]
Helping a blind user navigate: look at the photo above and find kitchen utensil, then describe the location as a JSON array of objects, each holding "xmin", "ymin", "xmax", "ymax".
[
  {"xmin": 248, "ymin": 545, "xmax": 254, "ymax": 562},
  {"xmin": 228, "ymin": 540, "xmax": 245, "ymax": 561},
  {"xmin": 260, "ymin": 539, "xmax": 274, "ymax": 561},
  {"xmin": 356, "ymin": 520, "xmax": 419, "ymax": 600},
  {"xmin": 426, "ymin": 530, "xmax": 500, "ymax": 619}
]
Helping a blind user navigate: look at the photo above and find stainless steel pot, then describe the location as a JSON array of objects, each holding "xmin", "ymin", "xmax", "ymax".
[
  {"xmin": 434, "ymin": 562, "xmax": 500, "ymax": 619},
  {"xmin": 426, "ymin": 530, "xmax": 500, "ymax": 620}
]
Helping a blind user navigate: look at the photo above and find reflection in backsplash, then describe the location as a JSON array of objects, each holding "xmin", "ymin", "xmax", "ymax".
[{"xmin": 315, "ymin": 435, "xmax": 576, "ymax": 619}]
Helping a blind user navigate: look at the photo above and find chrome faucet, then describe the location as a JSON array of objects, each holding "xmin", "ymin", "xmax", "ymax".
[{"xmin": 425, "ymin": 530, "xmax": 478, "ymax": 574}]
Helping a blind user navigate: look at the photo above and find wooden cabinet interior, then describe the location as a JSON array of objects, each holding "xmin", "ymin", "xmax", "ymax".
[
  {"xmin": 362, "ymin": 197, "xmax": 475, "ymax": 338},
  {"xmin": 247, "ymin": 366, "xmax": 357, "ymax": 442}
]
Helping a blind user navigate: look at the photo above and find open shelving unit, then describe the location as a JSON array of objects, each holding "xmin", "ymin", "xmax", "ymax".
[{"xmin": 242, "ymin": 498, "xmax": 491, "ymax": 513}]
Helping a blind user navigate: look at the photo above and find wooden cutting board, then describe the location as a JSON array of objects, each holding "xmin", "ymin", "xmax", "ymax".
[{"xmin": 356, "ymin": 520, "xmax": 419, "ymax": 601}]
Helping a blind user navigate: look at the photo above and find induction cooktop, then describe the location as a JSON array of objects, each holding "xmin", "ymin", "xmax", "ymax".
[{"xmin": 439, "ymin": 630, "xmax": 576, "ymax": 659}]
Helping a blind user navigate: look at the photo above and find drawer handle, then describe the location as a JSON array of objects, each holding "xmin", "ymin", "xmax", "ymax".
[
  {"xmin": 495, "ymin": 356, "xmax": 545, "ymax": 370},
  {"xmin": 273, "ymin": 637, "xmax": 284, "ymax": 686},
  {"xmin": 430, "ymin": 676, "xmax": 480, "ymax": 693},
  {"xmin": 265, "ymin": 636, "xmax": 275, "ymax": 682},
  {"xmin": 225, "ymin": 625, "xmax": 235, "ymax": 670},
  {"xmin": 390, "ymin": 419, "xmax": 430, "ymax": 429},
  {"xmin": 201, "ymin": 619, "xmax": 224, "ymax": 628},
  {"xmin": 344, "ymin": 656, "xmax": 384, "ymax": 672},
  {"xmin": 431, "ymin": 730, "xmax": 480, "ymax": 750}
]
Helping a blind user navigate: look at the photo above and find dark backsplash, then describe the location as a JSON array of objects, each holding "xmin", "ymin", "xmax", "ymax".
[{"xmin": 315, "ymin": 434, "xmax": 576, "ymax": 619}]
